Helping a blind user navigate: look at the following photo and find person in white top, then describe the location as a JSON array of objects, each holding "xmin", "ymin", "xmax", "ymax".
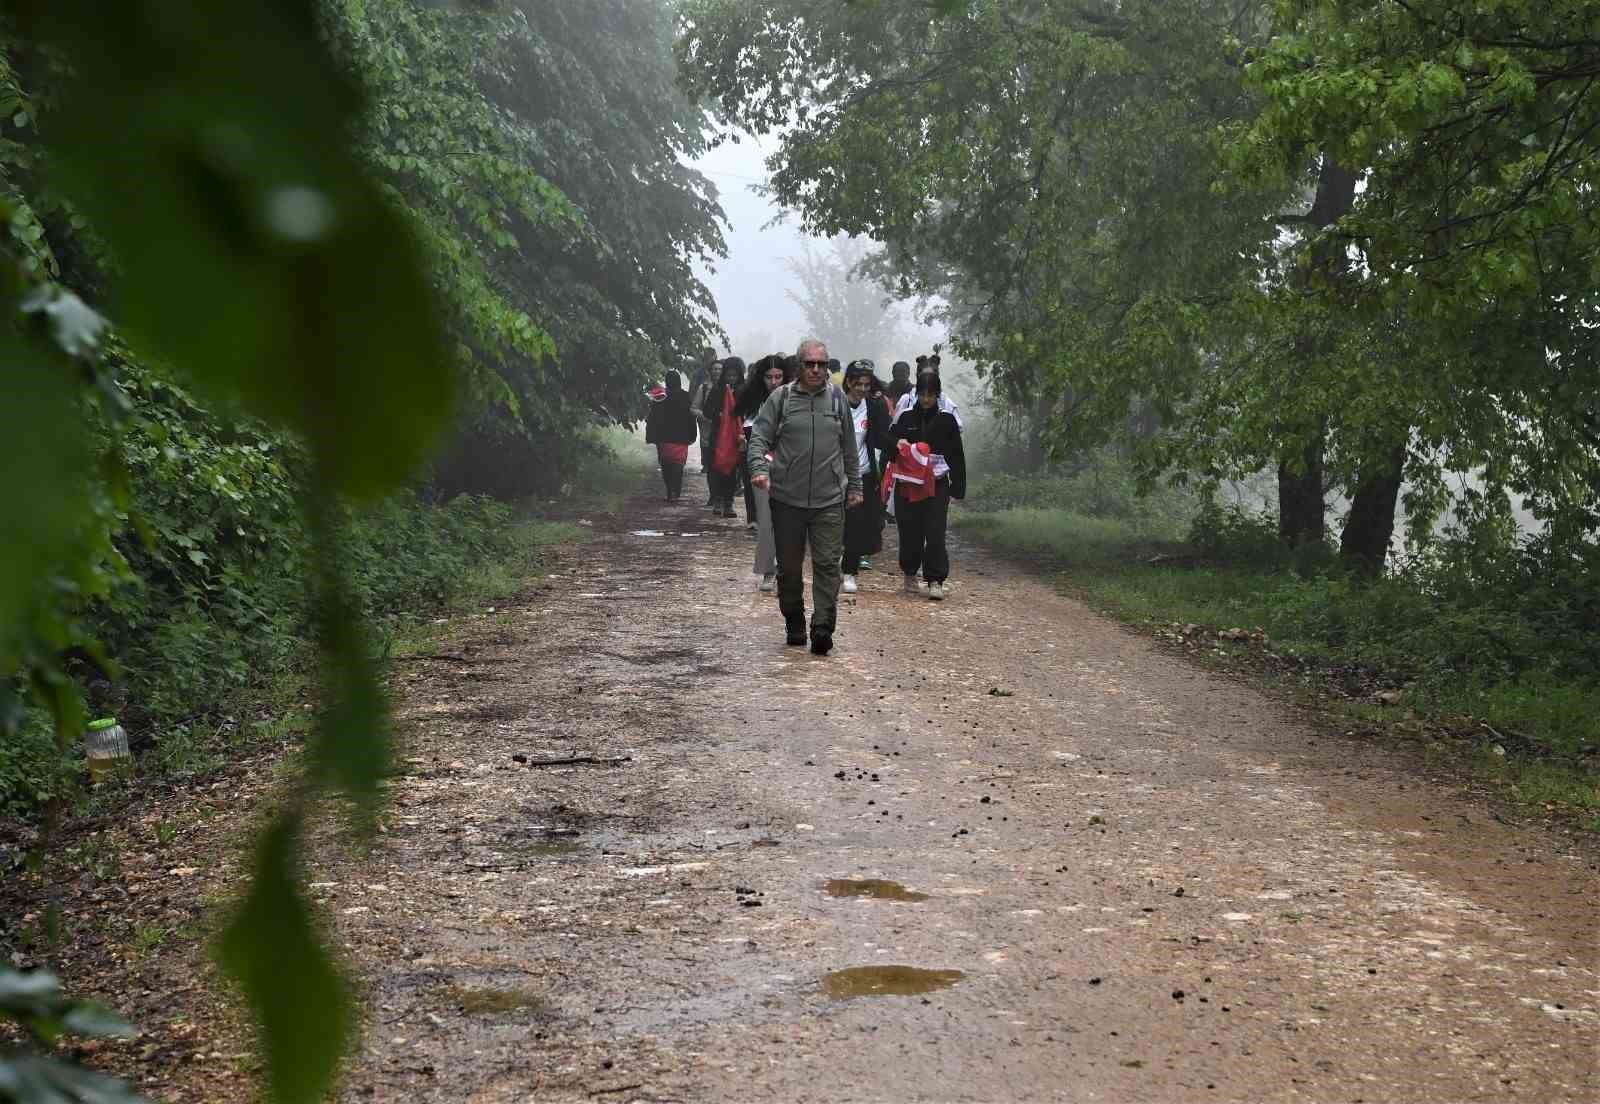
[
  {"xmin": 840, "ymin": 360, "xmax": 890, "ymax": 594},
  {"xmin": 893, "ymin": 361, "xmax": 963, "ymax": 428}
]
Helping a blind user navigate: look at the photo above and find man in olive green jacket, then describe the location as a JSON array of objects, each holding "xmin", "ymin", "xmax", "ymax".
[{"xmin": 747, "ymin": 338, "xmax": 863, "ymax": 655}]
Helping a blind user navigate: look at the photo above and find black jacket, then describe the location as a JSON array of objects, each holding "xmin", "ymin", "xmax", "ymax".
[
  {"xmin": 890, "ymin": 404, "xmax": 966, "ymax": 499},
  {"xmin": 645, "ymin": 389, "xmax": 697, "ymax": 446}
]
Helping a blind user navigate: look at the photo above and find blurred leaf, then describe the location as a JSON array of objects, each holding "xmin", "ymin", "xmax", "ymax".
[
  {"xmin": 216, "ymin": 815, "xmax": 350, "ymax": 1104},
  {"xmin": 0, "ymin": 1055, "xmax": 144, "ymax": 1104},
  {"xmin": 58, "ymin": 1007, "xmax": 135, "ymax": 1041},
  {"xmin": 307, "ymin": 497, "xmax": 388, "ymax": 807},
  {"xmin": 0, "ymin": 968, "xmax": 135, "ymax": 1046},
  {"xmin": 34, "ymin": 0, "xmax": 453, "ymax": 499},
  {"xmin": 0, "ymin": 339, "xmax": 91, "ymax": 669}
]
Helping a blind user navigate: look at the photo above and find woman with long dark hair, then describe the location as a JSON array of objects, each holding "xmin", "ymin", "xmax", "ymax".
[{"xmin": 737, "ymin": 355, "xmax": 787, "ymax": 591}]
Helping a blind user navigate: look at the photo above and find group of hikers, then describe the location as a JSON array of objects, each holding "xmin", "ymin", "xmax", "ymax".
[{"xmin": 645, "ymin": 339, "xmax": 966, "ymax": 656}]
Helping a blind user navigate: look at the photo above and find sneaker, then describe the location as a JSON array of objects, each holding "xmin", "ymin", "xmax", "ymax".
[
  {"xmin": 810, "ymin": 629, "xmax": 834, "ymax": 656},
  {"xmin": 784, "ymin": 615, "xmax": 807, "ymax": 646},
  {"xmin": 842, "ymin": 574, "xmax": 858, "ymax": 594},
  {"xmin": 859, "ymin": 557, "xmax": 872, "ymax": 571},
  {"xmin": 903, "ymin": 574, "xmax": 921, "ymax": 595},
  {"xmin": 759, "ymin": 573, "xmax": 775, "ymax": 593},
  {"xmin": 927, "ymin": 581, "xmax": 945, "ymax": 601}
]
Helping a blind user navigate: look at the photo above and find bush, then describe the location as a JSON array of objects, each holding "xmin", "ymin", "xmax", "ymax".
[
  {"xmin": 965, "ymin": 449, "xmax": 1196, "ymax": 539},
  {"xmin": 0, "ymin": 368, "xmax": 574, "ymax": 819}
]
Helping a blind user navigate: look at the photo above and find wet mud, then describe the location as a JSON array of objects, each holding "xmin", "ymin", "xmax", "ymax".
[{"xmin": 302, "ymin": 467, "xmax": 1598, "ymax": 1103}]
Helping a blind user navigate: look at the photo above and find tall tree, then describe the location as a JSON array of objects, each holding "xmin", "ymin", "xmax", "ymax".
[
  {"xmin": 784, "ymin": 237, "xmax": 903, "ymax": 361},
  {"xmin": 1236, "ymin": 0, "xmax": 1600, "ymax": 550},
  {"xmin": 332, "ymin": 0, "xmax": 727, "ymax": 494}
]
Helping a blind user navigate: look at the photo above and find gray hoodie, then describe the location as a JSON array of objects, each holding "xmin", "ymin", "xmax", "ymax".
[{"xmin": 746, "ymin": 382, "xmax": 862, "ymax": 509}]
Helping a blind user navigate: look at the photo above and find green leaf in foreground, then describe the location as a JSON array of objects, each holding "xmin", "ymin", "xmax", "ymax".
[
  {"xmin": 1, "ymin": 967, "xmax": 141, "ymax": 1104},
  {"xmin": 0, "ymin": 1055, "xmax": 144, "ymax": 1104},
  {"xmin": 36, "ymin": 0, "xmax": 454, "ymax": 499},
  {"xmin": 216, "ymin": 815, "xmax": 351, "ymax": 1104},
  {"xmin": 0, "ymin": 341, "xmax": 91, "ymax": 668}
]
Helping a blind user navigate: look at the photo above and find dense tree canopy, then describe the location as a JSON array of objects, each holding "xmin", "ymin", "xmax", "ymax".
[
  {"xmin": 332, "ymin": 0, "xmax": 727, "ymax": 494},
  {"xmin": 677, "ymin": 0, "xmax": 1598, "ymax": 565}
]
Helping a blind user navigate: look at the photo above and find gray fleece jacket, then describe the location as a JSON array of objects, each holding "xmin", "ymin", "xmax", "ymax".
[{"xmin": 746, "ymin": 382, "xmax": 862, "ymax": 509}]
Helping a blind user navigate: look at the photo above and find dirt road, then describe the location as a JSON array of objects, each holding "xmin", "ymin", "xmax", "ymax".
[{"xmin": 323, "ymin": 472, "xmax": 1597, "ymax": 1103}]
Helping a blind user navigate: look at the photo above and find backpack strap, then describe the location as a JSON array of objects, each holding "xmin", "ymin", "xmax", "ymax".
[{"xmin": 772, "ymin": 381, "xmax": 848, "ymax": 436}]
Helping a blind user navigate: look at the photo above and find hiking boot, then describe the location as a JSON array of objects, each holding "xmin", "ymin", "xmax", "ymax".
[
  {"xmin": 841, "ymin": 574, "xmax": 858, "ymax": 594},
  {"xmin": 759, "ymin": 572, "xmax": 775, "ymax": 593},
  {"xmin": 810, "ymin": 628, "xmax": 834, "ymax": 656},
  {"xmin": 784, "ymin": 614, "xmax": 807, "ymax": 646},
  {"xmin": 927, "ymin": 581, "xmax": 946, "ymax": 601},
  {"xmin": 903, "ymin": 574, "xmax": 921, "ymax": 595}
]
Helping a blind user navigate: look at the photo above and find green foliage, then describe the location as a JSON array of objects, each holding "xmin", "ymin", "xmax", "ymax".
[
  {"xmin": 330, "ymin": 0, "xmax": 726, "ymax": 494},
  {"xmin": 967, "ymin": 454, "xmax": 1196, "ymax": 537},
  {"xmin": 678, "ymin": 0, "xmax": 1597, "ymax": 565},
  {"xmin": 0, "ymin": 475, "xmax": 541, "ymax": 820},
  {"xmin": 957, "ymin": 507, "xmax": 1160, "ymax": 563},
  {"xmin": 1230, "ymin": 0, "xmax": 1600, "ymax": 544}
]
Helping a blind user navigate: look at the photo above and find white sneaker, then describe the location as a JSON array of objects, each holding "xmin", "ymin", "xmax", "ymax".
[
  {"xmin": 927, "ymin": 581, "xmax": 945, "ymax": 601},
  {"xmin": 903, "ymin": 574, "xmax": 921, "ymax": 595},
  {"xmin": 842, "ymin": 574, "xmax": 858, "ymax": 594},
  {"xmin": 758, "ymin": 573, "xmax": 775, "ymax": 593}
]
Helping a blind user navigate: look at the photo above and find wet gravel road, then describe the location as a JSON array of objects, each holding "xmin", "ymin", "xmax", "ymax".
[{"xmin": 327, "ymin": 473, "xmax": 1599, "ymax": 1103}]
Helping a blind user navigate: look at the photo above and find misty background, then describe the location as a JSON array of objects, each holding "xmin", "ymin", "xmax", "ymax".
[{"xmin": 689, "ymin": 132, "xmax": 949, "ymax": 373}]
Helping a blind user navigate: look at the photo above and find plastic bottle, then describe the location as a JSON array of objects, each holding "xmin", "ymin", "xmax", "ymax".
[{"xmin": 85, "ymin": 717, "xmax": 131, "ymax": 783}]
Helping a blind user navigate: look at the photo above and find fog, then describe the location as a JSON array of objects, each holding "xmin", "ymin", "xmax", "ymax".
[{"xmin": 690, "ymin": 131, "xmax": 947, "ymax": 368}]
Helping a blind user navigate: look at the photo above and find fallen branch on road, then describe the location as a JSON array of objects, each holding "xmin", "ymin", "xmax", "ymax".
[{"xmin": 516, "ymin": 755, "xmax": 634, "ymax": 768}]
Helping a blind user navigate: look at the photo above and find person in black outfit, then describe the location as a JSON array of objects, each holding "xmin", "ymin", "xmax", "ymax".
[
  {"xmin": 886, "ymin": 360, "xmax": 913, "ymax": 403},
  {"xmin": 889, "ymin": 373, "xmax": 966, "ymax": 601},
  {"xmin": 643, "ymin": 372, "xmax": 698, "ymax": 500}
]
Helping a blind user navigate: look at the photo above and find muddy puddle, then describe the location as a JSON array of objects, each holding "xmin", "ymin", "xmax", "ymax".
[
  {"xmin": 822, "ymin": 966, "xmax": 964, "ymax": 999},
  {"xmin": 439, "ymin": 984, "xmax": 550, "ymax": 1016},
  {"xmin": 824, "ymin": 878, "xmax": 929, "ymax": 902}
]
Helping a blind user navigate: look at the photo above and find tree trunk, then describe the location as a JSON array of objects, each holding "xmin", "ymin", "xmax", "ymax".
[
  {"xmin": 1277, "ymin": 434, "xmax": 1325, "ymax": 547},
  {"xmin": 1340, "ymin": 443, "xmax": 1407, "ymax": 574},
  {"xmin": 1023, "ymin": 393, "xmax": 1054, "ymax": 470},
  {"xmin": 1277, "ymin": 155, "xmax": 1358, "ymax": 545}
]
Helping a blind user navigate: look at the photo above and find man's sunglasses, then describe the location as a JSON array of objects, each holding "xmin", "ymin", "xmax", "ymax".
[{"xmin": 801, "ymin": 359, "xmax": 829, "ymax": 368}]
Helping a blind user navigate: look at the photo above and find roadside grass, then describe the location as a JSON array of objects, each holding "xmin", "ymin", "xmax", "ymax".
[
  {"xmin": 955, "ymin": 504, "xmax": 1600, "ymax": 822},
  {"xmin": 582, "ymin": 424, "xmax": 657, "ymax": 516}
]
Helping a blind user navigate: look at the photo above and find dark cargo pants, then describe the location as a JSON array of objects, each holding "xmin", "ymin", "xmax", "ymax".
[{"xmin": 769, "ymin": 499, "xmax": 845, "ymax": 633}]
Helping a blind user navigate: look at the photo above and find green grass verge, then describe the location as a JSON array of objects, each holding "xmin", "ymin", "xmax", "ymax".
[{"xmin": 956, "ymin": 505, "xmax": 1600, "ymax": 819}]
